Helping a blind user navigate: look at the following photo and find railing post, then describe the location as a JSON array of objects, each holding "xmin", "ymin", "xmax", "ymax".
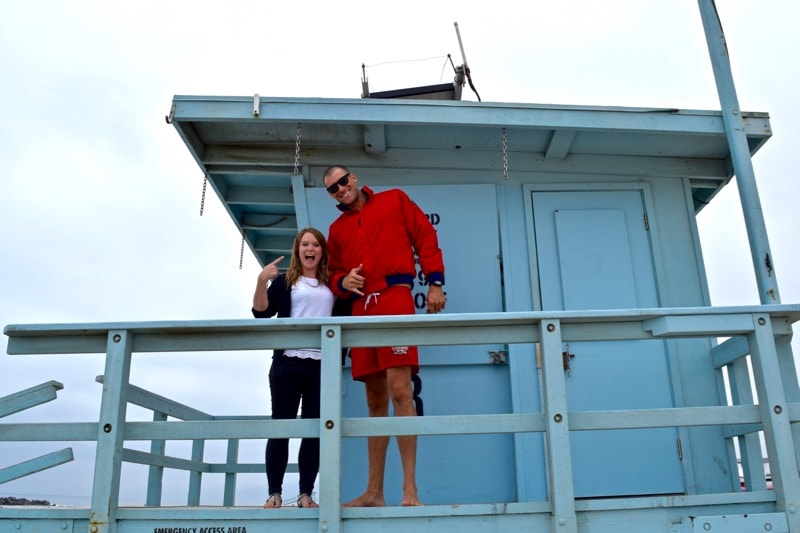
[
  {"xmin": 318, "ymin": 324, "xmax": 343, "ymax": 532},
  {"xmin": 748, "ymin": 313, "xmax": 800, "ymax": 532},
  {"xmin": 187, "ymin": 439, "xmax": 205, "ymax": 505},
  {"xmin": 727, "ymin": 352, "xmax": 767, "ymax": 491},
  {"xmin": 89, "ymin": 329, "xmax": 133, "ymax": 533},
  {"xmin": 223, "ymin": 438, "xmax": 239, "ymax": 506},
  {"xmin": 539, "ymin": 319, "xmax": 577, "ymax": 533},
  {"xmin": 774, "ymin": 335, "xmax": 800, "ymax": 469},
  {"xmin": 145, "ymin": 411, "xmax": 167, "ymax": 507}
]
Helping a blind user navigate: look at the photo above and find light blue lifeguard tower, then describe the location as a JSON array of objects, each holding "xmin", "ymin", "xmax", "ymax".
[{"xmin": 3, "ymin": 2, "xmax": 800, "ymax": 532}]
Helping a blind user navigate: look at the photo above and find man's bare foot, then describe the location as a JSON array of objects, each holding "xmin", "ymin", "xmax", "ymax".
[
  {"xmin": 401, "ymin": 484, "xmax": 422, "ymax": 506},
  {"xmin": 342, "ymin": 492, "xmax": 385, "ymax": 507},
  {"xmin": 401, "ymin": 491, "xmax": 423, "ymax": 506}
]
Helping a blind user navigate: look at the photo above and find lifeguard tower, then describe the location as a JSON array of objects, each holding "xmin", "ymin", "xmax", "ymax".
[{"xmin": 3, "ymin": 2, "xmax": 800, "ymax": 532}]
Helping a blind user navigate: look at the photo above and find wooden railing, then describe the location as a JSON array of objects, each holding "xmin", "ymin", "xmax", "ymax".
[{"xmin": 3, "ymin": 305, "xmax": 800, "ymax": 533}]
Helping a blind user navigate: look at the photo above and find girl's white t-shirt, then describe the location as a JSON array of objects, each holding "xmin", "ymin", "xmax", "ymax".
[{"xmin": 284, "ymin": 276, "xmax": 335, "ymax": 360}]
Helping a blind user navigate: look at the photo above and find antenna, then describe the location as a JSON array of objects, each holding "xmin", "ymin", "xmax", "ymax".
[
  {"xmin": 361, "ymin": 63, "xmax": 370, "ymax": 98},
  {"xmin": 453, "ymin": 22, "xmax": 481, "ymax": 101},
  {"xmin": 454, "ymin": 22, "xmax": 470, "ymax": 73}
]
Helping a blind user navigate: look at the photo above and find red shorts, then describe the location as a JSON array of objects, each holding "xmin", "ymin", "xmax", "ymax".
[{"xmin": 350, "ymin": 285, "xmax": 419, "ymax": 381}]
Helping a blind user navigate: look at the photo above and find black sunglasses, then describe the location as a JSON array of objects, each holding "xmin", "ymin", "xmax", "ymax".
[{"xmin": 326, "ymin": 173, "xmax": 351, "ymax": 194}]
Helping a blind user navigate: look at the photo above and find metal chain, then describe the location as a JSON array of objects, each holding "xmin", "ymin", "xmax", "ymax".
[
  {"xmin": 293, "ymin": 123, "xmax": 302, "ymax": 174},
  {"xmin": 239, "ymin": 228, "xmax": 245, "ymax": 270},
  {"xmin": 502, "ymin": 128, "xmax": 509, "ymax": 181},
  {"xmin": 200, "ymin": 173, "xmax": 208, "ymax": 216}
]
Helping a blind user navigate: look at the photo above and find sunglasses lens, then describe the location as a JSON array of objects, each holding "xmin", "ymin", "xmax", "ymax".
[{"xmin": 327, "ymin": 173, "xmax": 350, "ymax": 194}]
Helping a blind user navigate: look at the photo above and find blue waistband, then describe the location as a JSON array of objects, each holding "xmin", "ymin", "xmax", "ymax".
[{"xmin": 385, "ymin": 273, "xmax": 415, "ymax": 286}]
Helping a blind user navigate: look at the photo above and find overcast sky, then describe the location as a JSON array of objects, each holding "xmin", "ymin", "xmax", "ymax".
[{"xmin": 1, "ymin": 0, "xmax": 799, "ymax": 506}]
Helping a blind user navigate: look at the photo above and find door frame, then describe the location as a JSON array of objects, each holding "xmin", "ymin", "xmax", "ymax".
[{"xmin": 522, "ymin": 181, "xmax": 694, "ymax": 495}]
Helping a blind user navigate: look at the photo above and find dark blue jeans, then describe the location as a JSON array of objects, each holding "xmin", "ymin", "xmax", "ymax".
[{"xmin": 266, "ymin": 354, "xmax": 321, "ymax": 496}]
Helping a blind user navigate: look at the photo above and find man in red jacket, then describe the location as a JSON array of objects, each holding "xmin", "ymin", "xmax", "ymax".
[{"xmin": 323, "ymin": 165, "xmax": 446, "ymax": 507}]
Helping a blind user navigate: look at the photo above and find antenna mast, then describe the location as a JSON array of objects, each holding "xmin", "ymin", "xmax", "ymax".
[
  {"xmin": 453, "ymin": 22, "xmax": 481, "ymax": 101},
  {"xmin": 454, "ymin": 22, "xmax": 470, "ymax": 73}
]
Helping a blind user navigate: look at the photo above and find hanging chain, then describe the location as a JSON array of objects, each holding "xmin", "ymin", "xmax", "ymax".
[
  {"xmin": 293, "ymin": 123, "xmax": 302, "ymax": 174},
  {"xmin": 502, "ymin": 128, "xmax": 509, "ymax": 181},
  {"xmin": 199, "ymin": 173, "xmax": 208, "ymax": 216},
  {"xmin": 239, "ymin": 228, "xmax": 245, "ymax": 270}
]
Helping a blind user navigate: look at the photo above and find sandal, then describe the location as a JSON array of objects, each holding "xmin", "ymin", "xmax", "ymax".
[
  {"xmin": 263, "ymin": 493, "xmax": 282, "ymax": 509},
  {"xmin": 297, "ymin": 493, "xmax": 319, "ymax": 508}
]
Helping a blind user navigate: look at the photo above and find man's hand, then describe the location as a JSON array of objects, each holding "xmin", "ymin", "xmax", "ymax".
[
  {"xmin": 343, "ymin": 264, "xmax": 366, "ymax": 296},
  {"xmin": 426, "ymin": 284, "xmax": 446, "ymax": 314}
]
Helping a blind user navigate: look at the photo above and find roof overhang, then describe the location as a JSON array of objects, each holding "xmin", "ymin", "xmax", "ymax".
[{"xmin": 169, "ymin": 95, "xmax": 771, "ymax": 265}]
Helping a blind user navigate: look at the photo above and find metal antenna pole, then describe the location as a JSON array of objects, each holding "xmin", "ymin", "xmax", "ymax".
[
  {"xmin": 454, "ymin": 22, "xmax": 469, "ymax": 72},
  {"xmin": 454, "ymin": 22, "xmax": 481, "ymax": 101}
]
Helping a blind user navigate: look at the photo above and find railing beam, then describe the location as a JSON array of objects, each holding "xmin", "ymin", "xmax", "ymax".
[
  {"xmin": 0, "ymin": 380, "xmax": 63, "ymax": 418},
  {"xmin": 0, "ymin": 447, "xmax": 74, "ymax": 484}
]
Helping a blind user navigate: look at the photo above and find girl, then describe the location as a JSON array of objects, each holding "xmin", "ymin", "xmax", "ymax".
[{"xmin": 252, "ymin": 227, "xmax": 334, "ymax": 509}]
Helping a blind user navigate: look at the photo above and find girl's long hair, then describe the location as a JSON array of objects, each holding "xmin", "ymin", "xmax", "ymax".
[{"xmin": 284, "ymin": 227, "xmax": 330, "ymax": 288}]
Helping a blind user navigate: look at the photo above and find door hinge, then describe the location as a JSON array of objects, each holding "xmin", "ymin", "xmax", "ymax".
[
  {"xmin": 644, "ymin": 213, "xmax": 650, "ymax": 230},
  {"xmin": 677, "ymin": 438, "xmax": 683, "ymax": 460}
]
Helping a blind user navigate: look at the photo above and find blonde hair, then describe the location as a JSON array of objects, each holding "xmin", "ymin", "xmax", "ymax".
[{"xmin": 284, "ymin": 227, "xmax": 330, "ymax": 288}]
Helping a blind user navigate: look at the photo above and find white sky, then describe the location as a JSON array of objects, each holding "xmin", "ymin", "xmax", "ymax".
[{"xmin": 1, "ymin": 0, "xmax": 799, "ymax": 506}]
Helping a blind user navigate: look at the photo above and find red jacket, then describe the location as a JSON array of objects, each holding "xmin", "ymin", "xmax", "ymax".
[{"xmin": 328, "ymin": 186, "xmax": 445, "ymax": 299}]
